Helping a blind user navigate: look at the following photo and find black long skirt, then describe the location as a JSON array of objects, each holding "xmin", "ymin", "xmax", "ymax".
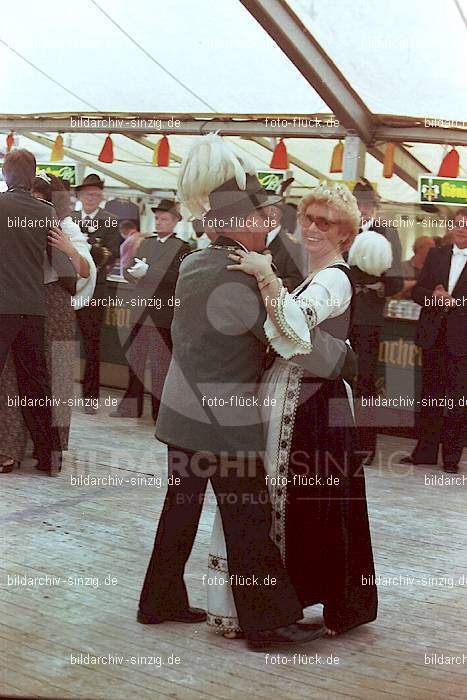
[{"xmin": 284, "ymin": 376, "xmax": 378, "ymax": 634}]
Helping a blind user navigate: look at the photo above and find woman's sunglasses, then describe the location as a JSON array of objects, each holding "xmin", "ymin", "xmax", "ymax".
[{"xmin": 298, "ymin": 213, "xmax": 341, "ymax": 232}]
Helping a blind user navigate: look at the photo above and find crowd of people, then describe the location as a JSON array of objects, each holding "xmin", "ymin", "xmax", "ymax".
[{"xmin": 0, "ymin": 138, "xmax": 465, "ymax": 651}]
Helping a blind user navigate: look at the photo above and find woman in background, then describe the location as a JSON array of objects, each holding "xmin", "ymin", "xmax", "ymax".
[{"xmin": 0, "ymin": 173, "xmax": 96, "ymax": 475}]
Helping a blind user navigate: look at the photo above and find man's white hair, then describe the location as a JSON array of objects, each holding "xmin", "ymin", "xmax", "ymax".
[{"xmin": 178, "ymin": 133, "xmax": 256, "ymax": 219}]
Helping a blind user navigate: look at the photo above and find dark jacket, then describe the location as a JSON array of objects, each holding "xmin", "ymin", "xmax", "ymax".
[
  {"xmin": 124, "ymin": 234, "xmax": 191, "ymax": 329},
  {"xmin": 155, "ymin": 236, "xmax": 350, "ymax": 456},
  {"xmin": 0, "ymin": 188, "xmax": 58, "ymax": 316},
  {"xmin": 351, "ymin": 224, "xmax": 403, "ymax": 327},
  {"xmin": 267, "ymin": 228, "xmax": 305, "ymax": 291},
  {"xmin": 73, "ymin": 208, "xmax": 120, "ymax": 298},
  {"xmin": 412, "ymin": 245, "xmax": 467, "ymax": 356}
]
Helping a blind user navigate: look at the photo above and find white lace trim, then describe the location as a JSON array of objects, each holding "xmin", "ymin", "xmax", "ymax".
[{"xmin": 272, "ymin": 286, "xmax": 312, "ymax": 351}]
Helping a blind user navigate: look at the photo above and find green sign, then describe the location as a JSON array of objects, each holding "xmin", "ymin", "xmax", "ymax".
[
  {"xmin": 419, "ymin": 175, "xmax": 467, "ymax": 207},
  {"xmin": 36, "ymin": 163, "xmax": 77, "ymax": 185},
  {"xmin": 257, "ymin": 170, "xmax": 287, "ymax": 193}
]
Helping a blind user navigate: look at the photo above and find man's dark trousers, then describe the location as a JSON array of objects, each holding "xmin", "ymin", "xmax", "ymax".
[
  {"xmin": 139, "ymin": 446, "xmax": 302, "ymax": 634},
  {"xmin": 413, "ymin": 326, "xmax": 467, "ymax": 468},
  {"xmin": 0, "ymin": 314, "xmax": 61, "ymax": 465},
  {"xmin": 76, "ymin": 306, "xmax": 104, "ymax": 400}
]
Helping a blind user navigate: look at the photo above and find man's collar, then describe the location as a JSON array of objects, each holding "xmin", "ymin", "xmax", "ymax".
[
  {"xmin": 146, "ymin": 232, "xmax": 175, "ymax": 242},
  {"xmin": 81, "ymin": 208, "xmax": 100, "ymax": 219},
  {"xmin": 213, "ymin": 235, "xmax": 249, "ymax": 251},
  {"xmin": 266, "ymin": 225, "xmax": 281, "ymax": 245},
  {"xmin": 452, "ymin": 244, "xmax": 467, "ymax": 257}
]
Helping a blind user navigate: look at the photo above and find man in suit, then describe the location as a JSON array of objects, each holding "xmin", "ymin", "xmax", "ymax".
[
  {"xmin": 73, "ymin": 174, "xmax": 120, "ymax": 413},
  {"xmin": 138, "ymin": 160, "xmax": 356, "ymax": 650},
  {"xmin": 350, "ymin": 179, "xmax": 403, "ymax": 464},
  {"xmin": 401, "ymin": 209, "xmax": 467, "ymax": 473},
  {"xmin": 0, "ymin": 149, "xmax": 61, "ymax": 475},
  {"xmin": 264, "ymin": 198, "xmax": 305, "ymax": 291},
  {"xmin": 110, "ymin": 200, "xmax": 190, "ymax": 420}
]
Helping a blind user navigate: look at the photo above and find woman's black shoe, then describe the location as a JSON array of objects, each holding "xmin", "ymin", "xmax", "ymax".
[
  {"xmin": 137, "ymin": 607, "xmax": 207, "ymax": 624},
  {"xmin": 0, "ymin": 458, "xmax": 18, "ymax": 473}
]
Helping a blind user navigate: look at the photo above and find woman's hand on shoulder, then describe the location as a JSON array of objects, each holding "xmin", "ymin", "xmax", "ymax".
[
  {"xmin": 226, "ymin": 250, "xmax": 273, "ymax": 279},
  {"xmin": 48, "ymin": 226, "xmax": 74, "ymax": 257}
]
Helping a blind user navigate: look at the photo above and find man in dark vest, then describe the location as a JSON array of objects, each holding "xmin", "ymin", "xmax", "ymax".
[
  {"xmin": 0, "ymin": 149, "xmax": 61, "ymax": 475},
  {"xmin": 73, "ymin": 174, "xmax": 120, "ymax": 413},
  {"xmin": 401, "ymin": 208, "xmax": 467, "ymax": 473},
  {"xmin": 137, "ymin": 135, "xmax": 356, "ymax": 651},
  {"xmin": 110, "ymin": 200, "xmax": 190, "ymax": 420}
]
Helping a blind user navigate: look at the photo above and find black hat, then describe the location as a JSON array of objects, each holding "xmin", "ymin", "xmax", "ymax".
[
  {"xmin": 205, "ymin": 174, "xmax": 282, "ymax": 224},
  {"xmin": 352, "ymin": 178, "xmax": 380, "ymax": 204},
  {"xmin": 75, "ymin": 173, "xmax": 105, "ymax": 192},
  {"xmin": 151, "ymin": 199, "xmax": 182, "ymax": 220}
]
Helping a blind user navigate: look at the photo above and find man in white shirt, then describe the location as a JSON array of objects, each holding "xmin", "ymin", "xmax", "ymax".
[{"xmin": 402, "ymin": 209, "xmax": 467, "ymax": 473}]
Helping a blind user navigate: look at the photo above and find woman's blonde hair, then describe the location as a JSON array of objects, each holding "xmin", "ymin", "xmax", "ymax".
[{"xmin": 298, "ymin": 182, "xmax": 360, "ymax": 252}]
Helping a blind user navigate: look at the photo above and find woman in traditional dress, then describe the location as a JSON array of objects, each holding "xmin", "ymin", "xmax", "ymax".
[
  {"xmin": 208, "ymin": 183, "xmax": 386, "ymax": 638},
  {"xmin": 0, "ymin": 173, "xmax": 96, "ymax": 474}
]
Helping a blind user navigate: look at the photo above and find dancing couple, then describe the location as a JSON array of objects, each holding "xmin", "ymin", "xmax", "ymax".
[{"xmin": 137, "ymin": 135, "xmax": 377, "ymax": 651}]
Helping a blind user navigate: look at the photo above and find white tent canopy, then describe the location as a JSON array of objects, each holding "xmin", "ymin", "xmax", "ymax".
[{"xmin": 1, "ymin": 0, "xmax": 466, "ymax": 201}]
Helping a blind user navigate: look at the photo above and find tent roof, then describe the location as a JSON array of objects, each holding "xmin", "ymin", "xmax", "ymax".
[
  {"xmin": 2, "ymin": 0, "xmax": 465, "ymax": 119},
  {"xmin": 1, "ymin": 0, "xmax": 466, "ymax": 201}
]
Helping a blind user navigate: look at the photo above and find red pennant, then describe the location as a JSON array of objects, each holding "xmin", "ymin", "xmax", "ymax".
[
  {"xmin": 6, "ymin": 132, "xmax": 14, "ymax": 152},
  {"xmin": 270, "ymin": 138, "xmax": 289, "ymax": 169},
  {"xmin": 438, "ymin": 148, "xmax": 459, "ymax": 178},
  {"xmin": 98, "ymin": 135, "xmax": 114, "ymax": 163},
  {"xmin": 156, "ymin": 136, "xmax": 170, "ymax": 166}
]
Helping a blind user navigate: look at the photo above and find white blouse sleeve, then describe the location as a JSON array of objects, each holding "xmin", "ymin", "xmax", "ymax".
[
  {"xmin": 264, "ymin": 266, "xmax": 352, "ymax": 359},
  {"xmin": 61, "ymin": 216, "xmax": 97, "ymax": 309}
]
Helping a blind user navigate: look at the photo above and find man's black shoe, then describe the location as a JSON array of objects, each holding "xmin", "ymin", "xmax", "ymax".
[
  {"xmin": 35, "ymin": 452, "xmax": 62, "ymax": 477},
  {"xmin": 246, "ymin": 623, "xmax": 326, "ymax": 651},
  {"xmin": 109, "ymin": 409, "xmax": 141, "ymax": 418},
  {"xmin": 443, "ymin": 463, "xmax": 459, "ymax": 474},
  {"xmin": 137, "ymin": 607, "xmax": 207, "ymax": 625},
  {"xmin": 84, "ymin": 406, "xmax": 97, "ymax": 415},
  {"xmin": 399, "ymin": 455, "xmax": 438, "ymax": 466}
]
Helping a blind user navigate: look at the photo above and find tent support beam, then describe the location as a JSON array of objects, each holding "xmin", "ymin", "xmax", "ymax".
[
  {"xmin": 238, "ymin": 0, "xmax": 433, "ymax": 187},
  {"xmin": 22, "ymin": 132, "xmax": 153, "ymax": 193},
  {"xmin": 0, "ymin": 119, "xmax": 465, "ymax": 145},
  {"xmin": 342, "ymin": 134, "xmax": 366, "ymax": 181},
  {"xmin": 239, "ymin": 0, "xmax": 374, "ymax": 142}
]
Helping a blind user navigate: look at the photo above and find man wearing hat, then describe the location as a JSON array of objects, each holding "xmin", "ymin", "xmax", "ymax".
[
  {"xmin": 137, "ymin": 136, "xmax": 355, "ymax": 651},
  {"xmin": 264, "ymin": 194, "xmax": 305, "ymax": 291},
  {"xmin": 110, "ymin": 199, "xmax": 190, "ymax": 420},
  {"xmin": 350, "ymin": 178, "xmax": 403, "ymax": 463},
  {"xmin": 74, "ymin": 174, "xmax": 120, "ymax": 413}
]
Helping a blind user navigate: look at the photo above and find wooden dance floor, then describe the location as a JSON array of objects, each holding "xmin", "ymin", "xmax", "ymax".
[{"xmin": 1, "ymin": 387, "xmax": 466, "ymax": 699}]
